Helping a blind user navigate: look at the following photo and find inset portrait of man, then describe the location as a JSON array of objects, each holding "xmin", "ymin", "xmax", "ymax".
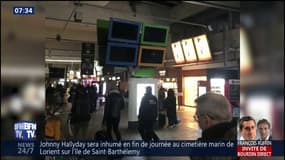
[
  {"xmin": 257, "ymin": 119, "xmax": 272, "ymax": 140},
  {"xmin": 239, "ymin": 116, "xmax": 257, "ymax": 140}
]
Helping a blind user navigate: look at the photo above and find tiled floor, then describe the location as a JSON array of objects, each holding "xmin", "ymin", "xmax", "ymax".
[
  {"xmin": 57, "ymin": 103, "xmax": 200, "ymax": 160},
  {"xmin": 59, "ymin": 103, "xmax": 200, "ymax": 140}
]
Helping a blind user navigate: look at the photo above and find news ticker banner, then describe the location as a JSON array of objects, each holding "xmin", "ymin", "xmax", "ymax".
[{"xmin": 1, "ymin": 140, "xmax": 284, "ymax": 157}]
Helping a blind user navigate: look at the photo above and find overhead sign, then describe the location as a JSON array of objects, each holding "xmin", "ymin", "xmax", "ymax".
[{"xmin": 81, "ymin": 43, "xmax": 95, "ymax": 75}]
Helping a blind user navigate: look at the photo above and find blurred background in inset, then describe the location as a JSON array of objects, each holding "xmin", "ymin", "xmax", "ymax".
[
  {"xmin": 240, "ymin": 1, "xmax": 284, "ymax": 140},
  {"xmin": 1, "ymin": 1, "xmax": 46, "ymax": 141}
]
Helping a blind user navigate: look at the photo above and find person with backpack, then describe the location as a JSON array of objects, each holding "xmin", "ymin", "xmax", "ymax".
[
  {"xmin": 138, "ymin": 86, "xmax": 159, "ymax": 141},
  {"xmin": 70, "ymin": 83, "xmax": 91, "ymax": 140}
]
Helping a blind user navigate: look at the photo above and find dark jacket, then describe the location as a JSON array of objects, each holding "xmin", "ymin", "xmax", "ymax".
[
  {"xmin": 70, "ymin": 85, "xmax": 91, "ymax": 123},
  {"xmin": 69, "ymin": 85, "xmax": 77, "ymax": 104},
  {"xmin": 103, "ymin": 89, "xmax": 124, "ymax": 122},
  {"xmin": 258, "ymin": 135, "xmax": 272, "ymax": 141},
  {"xmin": 190, "ymin": 119, "xmax": 238, "ymax": 160},
  {"xmin": 138, "ymin": 93, "xmax": 158, "ymax": 121},
  {"xmin": 46, "ymin": 86, "xmax": 55, "ymax": 106},
  {"xmin": 163, "ymin": 96, "xmax": 176, "ymax": 118},
  {"xmin": 158, "ymin": 88, "xmax": 166, "ymax": 101},
  {"xmin": 199, "ymin": 120, "xmax": 237, "ymax": 140},
  {"xmin": 87, "ymin": 85, "xmax": 98, "ymax": 104}
]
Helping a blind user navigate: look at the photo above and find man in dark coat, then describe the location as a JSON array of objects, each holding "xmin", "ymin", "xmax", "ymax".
[
  {"xmin": 138, "ymin": 86, "xmax": 159, "ymax": 141},
  {"xmin": 87, "ymin": 83, "xmax": 98, "ymax": 113},
  {"xmin": 102, "ymin": 86, "xmax": 125, "ymax": 140},
  {"xmin": 257, "ymin": 118, "xmax": 272, "ymax": 140},
  {"xmin": 190, "ymin": 92, "xmax": 238, "ymax": 160},
  {"xmin": 70, "ymin": 83, "xmax": 91, "ymax": 139}
]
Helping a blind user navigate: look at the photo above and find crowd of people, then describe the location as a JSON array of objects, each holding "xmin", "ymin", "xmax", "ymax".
[
  {"xmin": 45, "ymin": 82, "xmax": 272, "ymax": 143},
  {"xmin": 45, "ymin": 81, "xmax": 99, "ymax": 140}
]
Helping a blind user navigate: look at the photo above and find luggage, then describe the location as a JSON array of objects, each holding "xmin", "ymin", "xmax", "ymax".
[
  {"xmin": 45, "ymin": 116, "xmax": 61, "ymax": 140},
  {"xmin": 158, "ymin": 113, "xmax": 166, "ymax": 128}
]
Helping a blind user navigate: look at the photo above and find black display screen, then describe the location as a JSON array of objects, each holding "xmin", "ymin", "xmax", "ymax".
[
  {"xmin": 110, "ymin": 21, "xmax": 140, "ymax": 42},
  {"xmin": 140, "ymin": 48, "xmax": 164, "ymax": 64},
  {"xmin": 143, "ymin": 27, "xmax": 167, "ymax": 43},
  {"xmin": 106, "ymin": 42, "xmax": 138, "ymax": 66},
  {"xmin": 109, "ymin": 46, "xmax": 136, "ymax": 62}
]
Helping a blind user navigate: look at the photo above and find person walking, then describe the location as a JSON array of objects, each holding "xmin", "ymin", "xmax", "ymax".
[
  {"xmin": 163, "ymin": 89, "xmax": 179, "ymax": 128},
  {"xmin": 70, "ymin": 83, "xmax": 91, "ymax": 140},
  {"xmin": 102, "ymin": 85, "xmax": 125, "ymax": 140},
  {"xmin": 138, "ymin": 86, "xmax": 159, "ymax": 141}
]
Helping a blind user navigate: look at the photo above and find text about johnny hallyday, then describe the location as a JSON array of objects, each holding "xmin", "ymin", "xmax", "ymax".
[{"xmin": 16, "ymin": 140, "xmax": 237, "ymax": 156}]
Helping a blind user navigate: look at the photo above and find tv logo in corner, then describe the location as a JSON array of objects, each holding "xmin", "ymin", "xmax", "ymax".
[{"xmin": 14, "ymin": 121, "xmax": 37, "ymax": 140}]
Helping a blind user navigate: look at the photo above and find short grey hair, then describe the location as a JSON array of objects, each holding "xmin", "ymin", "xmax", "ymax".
[{"xmin": 195, "ymin": 92, "xmax": 232, "ymax": 122}]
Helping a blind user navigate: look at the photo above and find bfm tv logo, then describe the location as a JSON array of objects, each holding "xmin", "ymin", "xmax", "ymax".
[{"xmin": 14, "ymin": 121, "xmax": 37, "ymax": 140}]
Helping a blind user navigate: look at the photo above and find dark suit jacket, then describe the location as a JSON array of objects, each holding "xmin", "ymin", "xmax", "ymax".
[{"xmin": 258, "ymin": 135, "xmax": 272, "ymax": 140}]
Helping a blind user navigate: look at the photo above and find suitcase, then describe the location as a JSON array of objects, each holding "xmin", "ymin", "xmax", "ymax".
[
  {"xmin": 45, "ymin": 117, "xmax": 61, "ymax": 140},
  {"xmin": 158, "ymin": 113, "xmax": 166, "ymax": 128}
]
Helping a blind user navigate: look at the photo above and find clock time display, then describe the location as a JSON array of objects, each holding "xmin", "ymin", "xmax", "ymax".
[{"xmin": 13, "ymin": 7, "xmax": 34, "ymax": 15}]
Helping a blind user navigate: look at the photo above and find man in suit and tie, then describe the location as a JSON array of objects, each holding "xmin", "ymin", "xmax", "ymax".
[
  {"xmin": 239, "ymin": 116, "xmax": 257, "ymax": 140},
  {"xmin": 257, "ymin": 119, "xmax": 272, "ymax": 140}
]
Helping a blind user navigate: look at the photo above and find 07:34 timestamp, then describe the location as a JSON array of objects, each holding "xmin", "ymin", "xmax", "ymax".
[{"xmin": 13, "ymin": 7, "xmax": 34, "ymax": 15}]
